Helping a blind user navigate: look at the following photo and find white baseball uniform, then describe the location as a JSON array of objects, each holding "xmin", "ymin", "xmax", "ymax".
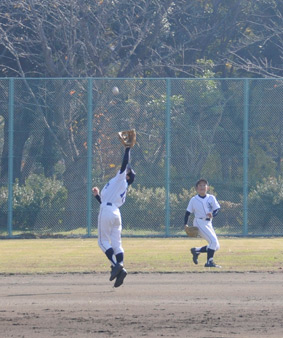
[
  {"xmin": 187, "ymin": 194, "xmax": 220, "ymax": 251},
  {"xmin": 97, "ymin": 169, "xmax": 128, "ymax": 255}
]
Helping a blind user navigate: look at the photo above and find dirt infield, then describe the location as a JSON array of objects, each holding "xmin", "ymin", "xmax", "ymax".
[{"xmin": 0, "ymin": 272, "xmax": 282, "ymax": 338}]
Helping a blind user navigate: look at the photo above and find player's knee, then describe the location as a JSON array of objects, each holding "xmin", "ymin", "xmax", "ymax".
[
  {"xmin": 97, "ymin": 239, "xmax": 103, "ymax": 250},
  {"xmin": 210, "ymin": 239, "xmax": 220, "ymax": 251},
  {"xmin": 98, "ymin": 238, "xmax": 110, "ymax": 252}
]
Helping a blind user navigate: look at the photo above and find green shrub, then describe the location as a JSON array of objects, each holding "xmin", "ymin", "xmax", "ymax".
[
  {"xmin": 215, "ymin": 200, "xmax": 242, "ymax": 232},
  {"xmin": 123, "ymin": 185, "xmax": 240, "ymax": 233},
  {"xmin": 248, "ymin": 176, "xmax": 283, "ymax": 232},
  {"xmin": 123, "ymin": 184, "xmax": 178, "ymax": 230},
  {"xmin": 0, "ymin": 174, "xmax": 67, "ymax": 232}
]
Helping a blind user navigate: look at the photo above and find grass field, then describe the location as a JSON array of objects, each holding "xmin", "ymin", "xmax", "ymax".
[{"xmin": 1, "ymin": 237, "xmax": 283, "ymax": 274}]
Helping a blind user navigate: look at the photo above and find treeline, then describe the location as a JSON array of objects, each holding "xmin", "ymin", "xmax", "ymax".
[
  {"xmin": 0, "ymin": 0, "xmax": 282, "ymax": 233},
  {"xmin": 0, "ymin": 0, "xmax": 282, "ymax": 79}
]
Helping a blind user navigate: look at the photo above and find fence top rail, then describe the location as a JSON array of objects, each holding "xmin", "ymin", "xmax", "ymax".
[{"xmin": 1, "ymin": 77, "xmax": 283, "ymax": 81}]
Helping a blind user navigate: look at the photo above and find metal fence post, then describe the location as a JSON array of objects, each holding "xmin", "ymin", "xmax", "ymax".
[
  {"xmin": 243, "ymin": 79, "xmax": 249, "ymax": 236},
  {"xmin": 7, "ymin": 78, "xmax": 14, "ymax": 238},
  {"xmin": 86, "ymin": 78, "xmax": 93, "ymax": 237},
  {"xmin": 165, "ymin": 78, "xmax": 171, "ymax": 237}
]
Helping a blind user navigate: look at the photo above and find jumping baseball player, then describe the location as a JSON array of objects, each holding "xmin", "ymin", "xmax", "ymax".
[
  {"xmin": 92, "ymin": 131, "xmax": 136, "ymax": 288},
  {"xmin": 184, "ymin": 178, "xmax": 221, "ymax": 268}
]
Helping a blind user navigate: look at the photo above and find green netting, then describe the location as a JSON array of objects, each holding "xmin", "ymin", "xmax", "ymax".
[{"xmin": 0, "ymin": 78, "xmax": 282, "ymax": 237}]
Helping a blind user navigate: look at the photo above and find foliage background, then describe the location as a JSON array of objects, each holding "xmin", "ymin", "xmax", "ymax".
[{"xmin": 0, "ymin": 1, "xmax": 282, "ymax": 237}]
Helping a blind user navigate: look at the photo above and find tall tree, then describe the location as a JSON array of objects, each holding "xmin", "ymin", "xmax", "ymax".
[
  {"xmin": 0, "ymin": 0, "xmax": 282, "ymax": 230},
  {"xmin": 0, "ymin": 0, "xmax": 176, "ymax": 229}
]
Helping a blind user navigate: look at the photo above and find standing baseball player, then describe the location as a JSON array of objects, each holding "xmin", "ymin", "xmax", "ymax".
[
  {"xmin": 184, "ymin": 178, "xmax": 221, "ymax": 268},
  {"xmin": 92, "ymin": 131, "xmax": 136, "ymax": 288}
]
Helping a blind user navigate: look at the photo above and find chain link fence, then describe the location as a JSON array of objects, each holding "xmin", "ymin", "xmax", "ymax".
[{"xmin": 0, "ymin": 78, "xmax": 282, "ymax": 238}]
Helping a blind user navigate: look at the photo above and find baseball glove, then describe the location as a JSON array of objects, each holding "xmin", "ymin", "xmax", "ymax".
[
  {"xmin": 184, "ymin": 225, "xmax": 199, "ymax": 238},
  {"xmin": 118, "ymin": 129, "xmax": 136, "ymax": 148}
]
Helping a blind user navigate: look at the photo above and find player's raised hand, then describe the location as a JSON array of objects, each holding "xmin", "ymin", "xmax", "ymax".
[{"xmin": 92, "ymin": 187, "xmax": 99, "ymax": 196}]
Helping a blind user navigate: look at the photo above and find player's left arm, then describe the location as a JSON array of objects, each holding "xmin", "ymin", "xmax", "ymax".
[
  {"xmin": 92, "ymin": 187, "xmax": 102, "ymax": 204},
  {"xmin": 212, "ymin": 196, "xmax": 220, "ymax": 217},
  {"xmin": 212, "ymin": 208, "xmax": 220, "ymax": 217},
  {"xmin": 207, "ymin": 208, "xmax": 219, "ymax": 219},
  {"xmin": 120, "ymin": 147, "xmax": 131, "ymax": 174},
  {"xmin": 207, "ymin": 196, "xmax": 220, "ymax": 218}
]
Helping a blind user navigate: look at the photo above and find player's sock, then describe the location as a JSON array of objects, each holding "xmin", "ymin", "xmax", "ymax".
[
  {"xmin": 196, "ymin": 245, "xmax": 207, "ymax": 253},
  {"xmin": 207, "ymin": 248, "xmax": 215, "ymax": 263},
  {"xmin": 105, "ymin": 248, "xmax": 117, "ymax": 266},
  {"xmin": 116, "ymin": 252, "xmax": 124, "ymax": 266}
]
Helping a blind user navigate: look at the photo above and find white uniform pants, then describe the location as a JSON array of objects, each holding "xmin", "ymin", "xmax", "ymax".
[
  {"xmin": 193, "ymin": 218, "xmax": 220, "ymax": 251},
  {"xmin": 97, "ymin": 204, "xmax": 124, "ymax": 255}
]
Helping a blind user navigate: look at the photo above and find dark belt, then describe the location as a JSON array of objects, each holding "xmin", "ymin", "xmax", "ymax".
[{"xmin": 106, "ymin": 202, "xmax": 112, "ymax": 206}]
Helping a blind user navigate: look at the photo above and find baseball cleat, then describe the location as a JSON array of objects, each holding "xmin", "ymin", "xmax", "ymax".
[
  {"xmin": 109, "ymin": 263, "xmax": 123, "ymax": 281},
  {"xmin": 114, "ymin": 268, "xmax": 127, "ymax": 288},
  {"xmin": 190, "ymin": 248, "xmax": 200, "ymax": 265},
  {"xmin": 204, "ymin": 261, "xmax": 221, "ymax": 268}
]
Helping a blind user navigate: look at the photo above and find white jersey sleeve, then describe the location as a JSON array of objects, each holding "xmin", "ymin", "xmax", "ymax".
[
  {"xmin": 187, "ymin": 197, "xmax": 195, "ymax": 213},
  {"xmin": 208, "ymin": 194, "xmax": 220, "ymax": 211}
]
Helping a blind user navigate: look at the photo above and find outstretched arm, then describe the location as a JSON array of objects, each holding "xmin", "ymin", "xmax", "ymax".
[{"xmin": 120, "ymin": 147, "xmax": 131, "ymax": 173}]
